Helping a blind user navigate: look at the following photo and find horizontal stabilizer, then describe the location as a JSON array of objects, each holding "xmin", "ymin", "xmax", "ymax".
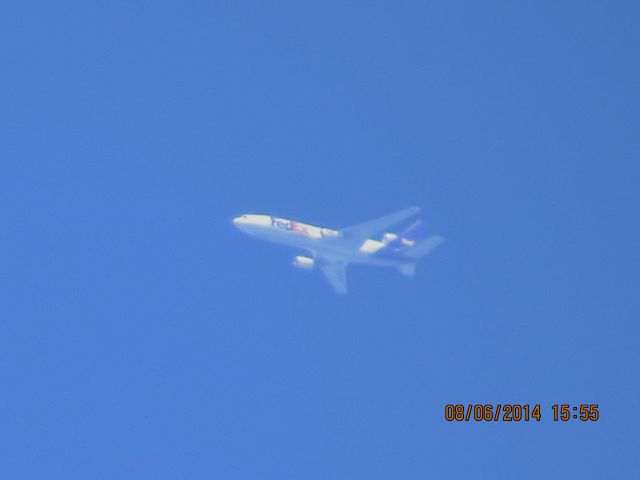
[{"xmin": 397, "ymin": 263, "xmax": 416, "ymax": 277}]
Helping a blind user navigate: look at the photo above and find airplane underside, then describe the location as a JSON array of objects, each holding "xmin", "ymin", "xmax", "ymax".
[{"xmin": 233, "ymin": 207, "xmax": 443, "ymax": 294}]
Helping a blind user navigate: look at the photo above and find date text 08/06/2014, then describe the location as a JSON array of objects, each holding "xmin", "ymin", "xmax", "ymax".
[{"xmin": 444, "ymin": 404, "xmax": 600, "ymax": 422}]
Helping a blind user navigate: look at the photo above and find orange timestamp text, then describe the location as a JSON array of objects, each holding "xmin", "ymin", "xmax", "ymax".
[{"xmin": 444, "ymin": 404, "xmax": 600, "ymax": 422}]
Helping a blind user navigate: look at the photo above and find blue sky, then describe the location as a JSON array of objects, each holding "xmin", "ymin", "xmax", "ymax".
[{"xmin": 2, "ymin": 1, "xmax": 639, "ymax": 478}]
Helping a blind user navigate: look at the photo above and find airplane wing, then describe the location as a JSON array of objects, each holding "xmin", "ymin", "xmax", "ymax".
[
  {"xmin": 339, "ymin": 206, "xmax": 421, "ymax": 247},
  {"xmin": 320, "ymin": 262, "xmax": 348, "ymax": 294}
]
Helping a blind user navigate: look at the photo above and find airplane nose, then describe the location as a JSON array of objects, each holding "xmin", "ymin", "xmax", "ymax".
[
  {"xmin": 233, "ymin": 215, "xmax": 248, "ymax": 227},
  {"xmin": 233, "ymin": 214, "xmax": 270, "ymax": 228}
]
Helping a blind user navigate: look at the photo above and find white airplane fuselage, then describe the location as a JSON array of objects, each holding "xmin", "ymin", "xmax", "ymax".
[
  {"xmin": 233, "ymin": 208, "xmax": 443, "ymax": 293},
  {"xmin": 233, "ymin": 214, "xmax": 395, "ymax": 266}
]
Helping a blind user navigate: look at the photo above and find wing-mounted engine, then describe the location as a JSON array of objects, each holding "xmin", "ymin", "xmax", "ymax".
[
  {"xmin": 383, "ymin": 233, "xmax": 398, "ymax": 244},
  {"xmin": 293, "ymin": 255, "xmax": 315, "ymax": 269}
]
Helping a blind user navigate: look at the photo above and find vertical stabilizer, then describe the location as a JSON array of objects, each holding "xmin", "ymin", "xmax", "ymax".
[
  {"xmin": 403, "ymin": 235, "xmax": 444, "ymax": 259},
  {"xmin": 399, "ymin": 220, "xmax": 428, "ymax": 243}
]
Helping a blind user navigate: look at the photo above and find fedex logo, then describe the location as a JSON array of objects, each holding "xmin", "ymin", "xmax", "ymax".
[{"xmin": 271, "ymin": 217, "xmax": 309, "ymax": 235}]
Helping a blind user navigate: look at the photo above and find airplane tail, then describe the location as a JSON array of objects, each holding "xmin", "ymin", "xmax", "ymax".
[
  {"xmin": 402, "ymin": 234, "xmax": 445, "ymax": 259},
  {"xmin": 399, "ymin": 220, "xmax": 429, "ymax": 243},
  {"xmin": 383, "ymin": 221, "xmax": 430, "ymax": 253},
  {"xmin": 375, "ymin": 220, "xmax": 444, "ymax": 260}
]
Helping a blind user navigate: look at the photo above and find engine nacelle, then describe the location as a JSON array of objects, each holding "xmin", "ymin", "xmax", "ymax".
[
  {"xmin": 383, "ymin": 232, "xmax": 398, "ymax": 243},
  {"xmin": 293, "ymin": 255, "xmax": 315, "ymax": 269}
]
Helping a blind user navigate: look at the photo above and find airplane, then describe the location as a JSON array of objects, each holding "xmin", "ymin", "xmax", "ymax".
[{"xmin": 232, "ymin": 207, "xmax": 443, "ymax": 294}]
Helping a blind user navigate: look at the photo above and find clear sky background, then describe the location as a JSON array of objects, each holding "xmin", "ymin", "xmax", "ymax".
[{"xmin": 2, "ymin": 1, "xmax": 639, "ymax": 478}]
